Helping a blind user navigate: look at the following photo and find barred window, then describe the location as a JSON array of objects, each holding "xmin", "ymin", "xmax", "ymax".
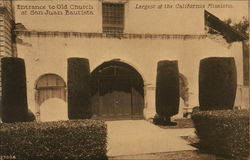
[{"xmin": 102, "ymin": 3, "xmax": 124, "ymax": 34}]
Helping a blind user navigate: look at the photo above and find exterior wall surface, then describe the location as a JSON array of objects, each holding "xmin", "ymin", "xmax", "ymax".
[
  {"xmin": 239, "ymin": 40, "xmax": 250, "ymax": 109},
  {"xmin": 16, "ymin": 34, "xmax": 243, "ymax": 118},
  {"xmin": 13, "ymin": 0, "xmax": 248, "ymax": 119},
  {"xmin": 14, "ymin": 0, "xmax": 248, "ymax": 34},
  {"xmin": 0, "ymin": 0, "xmax": 15, "ymax": 57},
  {"xmin": 14, "ymin": 0, "xmax": 205, "ymax": 34},
  {"xmin": 0, "ymin": 0, "xmax": 15, "ymax": 121}
]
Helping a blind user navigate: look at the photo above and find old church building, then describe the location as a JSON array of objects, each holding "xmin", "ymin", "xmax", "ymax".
[{"xmin": 0, "ymin": 0, "xmax": 249, "ymax": 121}]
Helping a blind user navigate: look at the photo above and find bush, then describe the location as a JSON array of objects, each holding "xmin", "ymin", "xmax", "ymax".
[
  {"xmin": 192, "ymin": 106, "xmax": 200, "ymax": 113},
  {"xmin": 199, "ymin": 57, "xmax": 237, "ymax": 110},
  {"xmin": 153, "ymin": 114, "xmax": 164, "ymax": 125},
  {"xmin": 68, "ymin": 58, "xmax": 91, "ymax": 119},
  {"xmin": 25, "ymin": 109, "xmax": 36, "ymax": 122},
  {"xmin": 0, "ymin": 120, "xmax": 107, "ymax": 160},
  {"xmin": 156, "ymin": 60, "xmax": 179, "ymax": 122},
  {"xmin": 1, "ymin": 57, "xmax": 28, "ymax": 123},
  {"xmin": 191, "ymin": 109, "xmax": 249, "ymax": 159}
]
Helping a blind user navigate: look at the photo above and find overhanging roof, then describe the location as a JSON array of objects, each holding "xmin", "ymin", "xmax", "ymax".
[{"xmin": 205, "ymin": 10, "xmax": 249, "ymax": 43}]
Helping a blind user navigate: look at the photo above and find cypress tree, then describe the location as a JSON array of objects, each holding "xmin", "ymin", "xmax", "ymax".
[
  {"xmin": 156, "ymin": 60, "xmax": 179, "ymax": 124},
  {"xmin": 199, "ymin": 57, "xmax": 237, "ymax": 110},
  {"xmin": 1, "ymin": 57, "xmax": 28, "ymax": 123},
  {"xmin": 68, "ymin": 58, "xmax": 91, "ymax": 119}
]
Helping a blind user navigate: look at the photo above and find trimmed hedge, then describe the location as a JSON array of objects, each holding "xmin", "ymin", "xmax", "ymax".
[
  {"xmin": 68, "ymin": 58, "xmax": 91, "ymax": 119},
  {"xmin": 1, "ymin": 57, "xmax": 28, "ymax": 123},
  {"xmin": 191, "ymin": 109, "xmax": 249, "ymax": 159},
  {"xmin": 199, "ymin": 57, "xmax": 237, "ymax": 110},
  {"xmin": 156, "ymin": 60, "xmax": 179, "ymax": 119},
  {"xmin": 25, "ymin": 109, "xmax": 35, "ymax": 122},
  {"xmin": 0, "ymin": 120, "xmax": 107, "ymax": 160}
]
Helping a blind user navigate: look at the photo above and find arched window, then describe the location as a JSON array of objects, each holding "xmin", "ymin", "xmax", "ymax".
[{"xmin": 35, "ymin": 74, "xmax": 66, "ymax": 105}]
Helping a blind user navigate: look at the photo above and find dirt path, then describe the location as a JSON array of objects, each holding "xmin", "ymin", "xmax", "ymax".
[
  {"xmin": 108, "ymin": 150, "xmax": 226, "ymax": 160},
  {"xmin": 106, "ymin": 120, "xmax": 195, "ymax": 156}
]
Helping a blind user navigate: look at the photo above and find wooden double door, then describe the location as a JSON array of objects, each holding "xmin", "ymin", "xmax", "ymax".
[
  {"xmin": 91, "ymin": 62, "xmax": 144, "ymax": 119},
  {"xmin": 99, "ymin": 78, "xmax": 132, "ymax": 117}
]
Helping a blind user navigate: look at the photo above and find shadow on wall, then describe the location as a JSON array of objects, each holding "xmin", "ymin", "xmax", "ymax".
[{"xmin": 40, "ymin": 98, "xmax": 68, "ymax": 122}]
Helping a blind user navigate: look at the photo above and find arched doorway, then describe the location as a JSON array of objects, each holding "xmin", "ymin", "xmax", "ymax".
[
  {"xmin": 35, "ymin": 74, "xmax": 67, "ymax": 121},
  {"xmin": 91, "ymin": 60, "xmax": 144, "ymax": 119}
]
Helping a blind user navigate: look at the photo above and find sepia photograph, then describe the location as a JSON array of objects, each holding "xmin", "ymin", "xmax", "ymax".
[{"xmin": 0, "ymin": 0, "xmax": 249, "ymax": 159}]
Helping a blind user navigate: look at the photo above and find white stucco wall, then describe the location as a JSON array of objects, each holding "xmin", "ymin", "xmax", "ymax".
[
  {"xmin": 13, "ymin": 0, "xmax": 247, "ymax": 119},
  {"xmin": 125, "ymin": 1, "xmax": 205, "ymax": 34},
  {"xmin": 16, "ymin": 35, "xmax": 243, "ymax": 118},
  {"xmin": 14, "ymin": 0, "xmax": 248, "ymax": 34},
  {"xmin": 228, "ymin": 42, "xmax": 246, "ymax": 108},
  {"xmin": 14, "ymin": 0, "xmax": 206, "ymax": 34},
  {"xmin": 15, "ymin": 0, "xmax": 102, "ymax": 32}
]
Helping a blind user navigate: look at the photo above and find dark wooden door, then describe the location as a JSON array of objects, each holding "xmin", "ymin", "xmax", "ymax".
[
  {"xmin": 99, "ymin": 78, "xmax": 131, "ymax": 117},
  {"xmin": 91, "ymin": 61, "xmax": 144, "ymax": 119}
]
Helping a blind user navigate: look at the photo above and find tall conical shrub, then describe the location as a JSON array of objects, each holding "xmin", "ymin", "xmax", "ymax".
[
  {"xmin": 0, "ymin": 57, "xmax": 28, "ymax": 123},
  {"xmin": 199, "ymin": 57, "xmax": 237, "ymax": 110},
  {"xmin": 156, "ymin": 60, "xmax": 179, "ymax": 122},
  {"xmin": 68, "ymin": 58, "xmax": 91, "ymax": 119}
]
